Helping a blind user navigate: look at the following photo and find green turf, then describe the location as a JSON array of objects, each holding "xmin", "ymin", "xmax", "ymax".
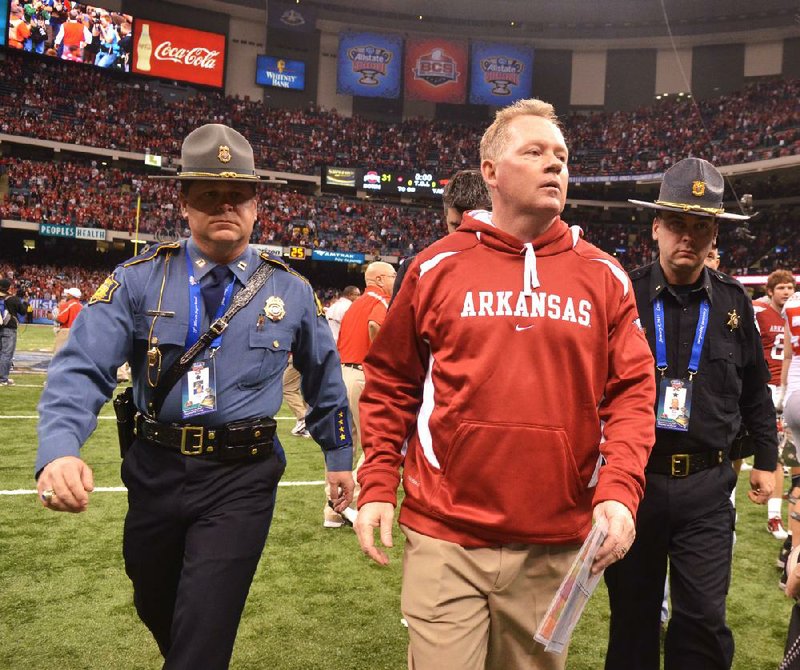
[
  {"xmin": 14, "ymin": 323, "xmax": 58, "ymax": 353},
  {"xmin": 0, "ymin": 364, "xmax": 794, "ymax": 668}
]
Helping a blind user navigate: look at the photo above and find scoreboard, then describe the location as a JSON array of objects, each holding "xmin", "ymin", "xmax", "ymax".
[
  {"xmin": 360, "ymin": 169, "xmax": 446, "ymax": 197},
  {"xmin": 323, "ymin": 166, "xmax": 447, "ymax": 199}
]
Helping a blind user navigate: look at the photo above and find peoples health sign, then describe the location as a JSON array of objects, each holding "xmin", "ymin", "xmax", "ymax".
[{"xmin": 39, "ymin": 225, "xmax": 107, "ymax": 240}]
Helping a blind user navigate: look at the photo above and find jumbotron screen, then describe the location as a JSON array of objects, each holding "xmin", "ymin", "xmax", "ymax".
[
  {"xmin": 6, "ymin": 2, "xmax": 133, "ymax": 72},
  {"xmin": 256, "ymin": 55, "xmax": 305, "ymax": 90}
]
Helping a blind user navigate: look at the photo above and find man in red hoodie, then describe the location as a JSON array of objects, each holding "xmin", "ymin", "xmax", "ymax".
[{"xmin": 354, "ymin": 98, "xmax": 656, "ymax": 669}]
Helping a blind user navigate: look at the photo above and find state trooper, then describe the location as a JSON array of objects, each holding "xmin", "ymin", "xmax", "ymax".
[
  {"xmin": 35, "ymin": 124, "xmax": 355, "ymax": 669},
  {"xmin": 605, "ymin": 158, "xmax": 777, "ymax": 670}
]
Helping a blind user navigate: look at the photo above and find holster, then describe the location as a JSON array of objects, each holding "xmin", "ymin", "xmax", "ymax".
[{"xmin": 113, "ymin": 386, "xmax": 136, "ymax": 458}]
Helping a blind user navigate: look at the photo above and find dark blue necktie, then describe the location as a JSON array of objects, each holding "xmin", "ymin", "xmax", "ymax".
[{"xmin": 201, "ymin": 265, "xmax": 232, "ymax": 317}]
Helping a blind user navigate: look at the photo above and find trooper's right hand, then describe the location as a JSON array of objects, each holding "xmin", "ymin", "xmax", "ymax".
[{"xmin": 37, "ymin": 456, "xmax": 94, "ymax": 513}]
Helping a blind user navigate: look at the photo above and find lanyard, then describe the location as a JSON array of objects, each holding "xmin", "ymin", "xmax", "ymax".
[
  {"xmin": 185, "ymin": 254, "xmax": 235, "ymax": 349},
  {"xmin": 653, "ymin": 297, "xmax": 710, "ymax": 379}
]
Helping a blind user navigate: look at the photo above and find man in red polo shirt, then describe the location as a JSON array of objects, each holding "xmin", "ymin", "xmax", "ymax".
[
  {"xmin": 53, "ymin": 287, "xmax": 83, "ymax": 354},
  {"xmin": 324, "ymin": 261, "xmax": 396, "ymax": 527}
]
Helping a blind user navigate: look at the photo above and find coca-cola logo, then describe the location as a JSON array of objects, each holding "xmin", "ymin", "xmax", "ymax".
[{"xmin": 153, "ymin": 42, "xmax": 219, "ymax": 69}]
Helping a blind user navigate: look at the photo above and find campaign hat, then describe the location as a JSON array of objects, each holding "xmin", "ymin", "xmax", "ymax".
[
  {"xmin": 150, "ymin": 124, "xmax": 260, "ymax": 183},
  {"xmin": 628, "ymin": 157, "xmax": 751, "ymax": 221}
]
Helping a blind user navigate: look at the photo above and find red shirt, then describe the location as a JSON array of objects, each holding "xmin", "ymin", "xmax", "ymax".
[
  {"xmin": 56, "ymin": 298, "xmax": 83, "ymax": 328},
  {"xmin": 358, "ymin": 212, "xmax": 655, "ymax": 547},
  {"xmin": 337, "ymin": 288, "xmax": 389, "ymax": 365},
  {"xmin": 753, "ymin": 300, "xmax": 785, "ymax": 385}
]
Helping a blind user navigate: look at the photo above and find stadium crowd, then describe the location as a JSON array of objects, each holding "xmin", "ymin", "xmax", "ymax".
[
  {"xmin": 2, "ymin": 155, "xmax": 797, "ymax": 272},
  {"xmin": 0, "ymin": 50, "xmax": 797, "ymax": 177}
]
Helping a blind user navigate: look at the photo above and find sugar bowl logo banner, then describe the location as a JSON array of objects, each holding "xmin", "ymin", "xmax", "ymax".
[
  {"xmin": 469, "ymin": 42, "xmax": 534, "ymax": 105},
  {"xmin": 267, "ymin": 0, "xmax": 316, "ymax": 32},
  {"xmin": 404, "ymin": 37, "xmax": 467, "ymax": 104},
  {"xmin": 337, "ymin": 32, "xmax": 403, "ymax": 99}
]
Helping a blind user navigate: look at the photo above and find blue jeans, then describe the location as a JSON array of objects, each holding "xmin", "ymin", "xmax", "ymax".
[{"xmin": 0, "ymin": 328, "xmax": 17, "ymax": 382}]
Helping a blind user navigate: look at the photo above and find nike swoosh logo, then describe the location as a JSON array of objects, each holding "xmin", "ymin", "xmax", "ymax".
[{"xmin": 515, "ymin": 324, "xmax": 534, "ymax": 332}]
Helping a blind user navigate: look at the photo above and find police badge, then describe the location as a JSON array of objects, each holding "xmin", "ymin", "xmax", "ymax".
[{"xmin": 264, "ymin": 296, "xmax": 286, "ymax": 321}]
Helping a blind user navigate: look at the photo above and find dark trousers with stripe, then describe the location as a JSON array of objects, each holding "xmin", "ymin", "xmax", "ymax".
[
  {"xmin": 605, "ymin": 463, "xmax": 737, "ymax": 670},
  {"xmin": 121, "ymin": 438, "xmax": 285, "ymax": 669}
]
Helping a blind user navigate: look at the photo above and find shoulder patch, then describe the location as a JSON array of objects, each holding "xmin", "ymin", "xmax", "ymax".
[
  {"xmin": 121, "ymin": 242, "xmax": 180, "ymax": 268},
  {"xmin": 89, "ymin": 273, "xmax": 121, "ymax": 305}
]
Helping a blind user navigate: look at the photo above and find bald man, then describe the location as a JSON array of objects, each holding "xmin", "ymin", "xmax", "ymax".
[{"xmin": 324, "ymin": 262, "xmax": 397, "ymax": 527}]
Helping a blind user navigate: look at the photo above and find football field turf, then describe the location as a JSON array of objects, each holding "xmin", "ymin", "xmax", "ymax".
[{"xmin": 0, "ymin": 325, "xmax": 793, "ymax": 668}]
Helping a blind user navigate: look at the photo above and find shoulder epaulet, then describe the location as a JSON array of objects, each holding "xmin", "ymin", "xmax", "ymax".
[
  {"xmin": 121, "ymin": 242, "xmax": 181, "ymax": 268},
  {"xmin": 259, "ymin": 251, "xmax": 290, "ymax": 271},
  {"xmin": 711, "ymin": 269, "xmax": 747, "ymax": 292},
  {"xmin": 628, "ymin": 265, "xmax": 650, "ymax": 281},
  {"xmin": 259, "ymin": 251, "xmax": 324, "ymax": 316}
]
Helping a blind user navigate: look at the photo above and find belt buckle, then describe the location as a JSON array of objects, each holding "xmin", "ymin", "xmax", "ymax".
[
  {"xmin": 671, "ymin": 453, "xmax": 690, "ymax": 477},
  {"xmin": 180, "ymin": 426, "xmax": 204, "ymax": 455}
]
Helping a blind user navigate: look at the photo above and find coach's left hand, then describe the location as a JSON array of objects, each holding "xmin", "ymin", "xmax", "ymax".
[
  {"xmin": 748, "ymin": 468, "xmax": 774, "ymax": 504},
  {"xmin": 591, "ymin": 500, "xmax": 635, "ymax": 575}
]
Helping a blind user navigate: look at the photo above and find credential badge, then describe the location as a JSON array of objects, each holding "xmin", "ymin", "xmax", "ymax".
[
  {"xmin": 264, "ymin": 296, "xmax": 286, "ymax": 322},
  {"xmin": 218, "ymin": 145, "xmax": 232, "ymax": 164},
  {"xmin": 726, "ymin": 309, "xmax": 740, "ymax": 331}
]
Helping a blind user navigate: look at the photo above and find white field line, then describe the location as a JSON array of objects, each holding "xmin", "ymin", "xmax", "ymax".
[
  {"xmin": 1, "ymin": 480, "xmax": 326, "ymax": 496},
  {"xmin": 0, "ymin": 384, "xmax": 45, "ymax": 388},
  {"xmin": 0, "ymin": 415, "xmax": 298, "ymax": 420}
]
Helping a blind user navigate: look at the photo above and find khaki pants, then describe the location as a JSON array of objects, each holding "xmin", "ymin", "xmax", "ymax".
[
  {"xmin": 401, "ymin": 526, "xmax": 579, "ymax": 670},
  {"xmin": 323, "ymin": 364, "xmax": 365, "ymax": 524},
  {"xmin": 53, "ymin": 328, "xmax": 70, "ymax": 354},
  {"xmin": 282, "ymin": 362, "xmax": 306, "ymax": 421}
]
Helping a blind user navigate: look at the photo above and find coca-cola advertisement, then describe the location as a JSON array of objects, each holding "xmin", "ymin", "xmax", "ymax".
[{"xmin": 132, "ymin": 19, "xmax": 225, "ymax": 88}]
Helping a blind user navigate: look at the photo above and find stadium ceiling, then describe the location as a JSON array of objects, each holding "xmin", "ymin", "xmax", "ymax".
[{"xmin": 227, "ymin": 0, "xmax": 800, "ymax": 39}]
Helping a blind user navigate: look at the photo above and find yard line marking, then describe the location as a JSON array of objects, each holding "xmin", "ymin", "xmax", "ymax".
[
  {"xmin": 0, "ymin": 384, "xmax": 45, "ymax": 388},
  {"xmin": 0, "ymin": 415, "xmax": 299, "ymax": 420},
  {"xmin": 1, "ymin": 480, "xmax": 326, "ymax": 496}
]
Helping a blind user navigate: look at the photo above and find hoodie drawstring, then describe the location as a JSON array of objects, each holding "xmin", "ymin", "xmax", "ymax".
[{"xmin": 522, "ymin": 242, "xmax": 540, "ymax": 295}]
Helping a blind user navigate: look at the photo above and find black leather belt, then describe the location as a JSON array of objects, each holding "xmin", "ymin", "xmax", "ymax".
[
  {"xmin": 646, "ymin": 450, "xmax": 725, "ymax": 477},
  {"xmin": 135, "ymin": 414, "xmax": 276, "ymax": 460},
  {"xmin": 342, "ymin": 363, "xmax": 363, "ymax": 370}
]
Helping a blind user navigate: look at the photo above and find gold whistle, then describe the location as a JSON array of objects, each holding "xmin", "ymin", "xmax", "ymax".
[{"xmin": 146, "ymin": 337, "xmax": 162, "ymax": 387}]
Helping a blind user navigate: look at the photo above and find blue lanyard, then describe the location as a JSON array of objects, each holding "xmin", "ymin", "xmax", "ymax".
[
  {"xmin": 653, "ymin": 297, "xmax": 710, "ymax": 379},
  {"xmin": 185, "ymin": 254, "xmax": 235, "ymax": 349}
]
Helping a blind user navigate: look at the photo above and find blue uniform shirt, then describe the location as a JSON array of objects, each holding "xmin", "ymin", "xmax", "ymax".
[{"xmin": 36, "ymin": 240, "xmax": 353, "ymax": 475}]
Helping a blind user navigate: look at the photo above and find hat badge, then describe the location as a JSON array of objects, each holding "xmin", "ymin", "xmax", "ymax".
[
  {"xmin": 218, "ymin": 145, "xmax": 232, "ymax": 164},
  {"xmin": 692, "ymin": 180, "xmax": 705, "ymax": 197}
]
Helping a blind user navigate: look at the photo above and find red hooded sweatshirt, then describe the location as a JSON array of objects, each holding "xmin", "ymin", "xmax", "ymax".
[{"xmin": 357, "ymin": 211, "xmax": 656, "ymax": 547}]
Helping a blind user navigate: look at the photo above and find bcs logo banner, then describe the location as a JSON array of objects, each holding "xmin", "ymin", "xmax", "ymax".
[
  {"xmin": 337, "ymin": 31, "xmax": 402, "ymax": 99},
  {"xmin": 404, "ymin": 38, "xmax": 467, "ymax": 104},
  {"xmin": 133, "ymin": 20, "xmax": 226, "ymax": 89},
  {"xmin": 469, "ymin": 41, "xmax": 533, "ymax": 105}
]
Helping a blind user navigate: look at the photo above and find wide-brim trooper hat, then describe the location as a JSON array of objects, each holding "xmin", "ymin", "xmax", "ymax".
[
  {"xmin": 150, "ymin": 123, "xmax": 260, "ymax": 183},
  {"xmin": 629, "ymin": 157, "xmax": 751, "ymax": 221}
]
